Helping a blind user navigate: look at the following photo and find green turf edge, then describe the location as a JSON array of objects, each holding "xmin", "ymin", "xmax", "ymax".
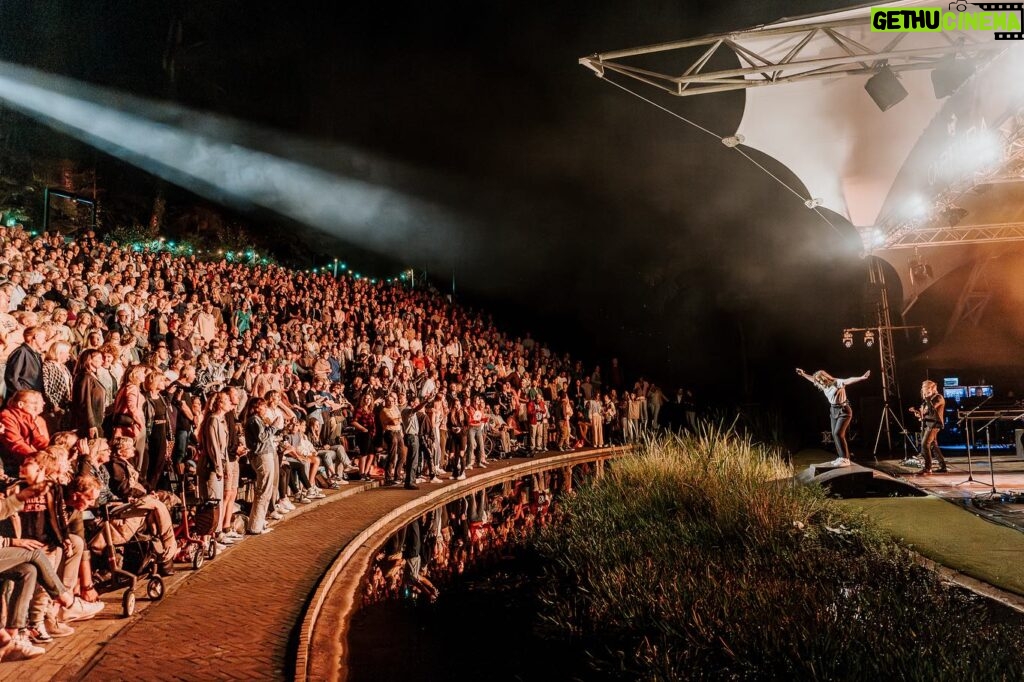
[{"xmin": 838, "ymin": 495, "xmax": 1024, "ymax": 597}]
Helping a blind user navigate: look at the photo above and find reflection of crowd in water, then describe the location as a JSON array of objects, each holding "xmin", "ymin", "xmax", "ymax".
[{"xmin": 364, "ymin": 467, "xmax": 591, "ymax": 604}]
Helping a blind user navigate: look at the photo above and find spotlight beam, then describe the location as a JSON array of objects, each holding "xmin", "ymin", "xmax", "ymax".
[{"xmin": 0, "ymin": 61, "xmax": 473, "ymax": 260}]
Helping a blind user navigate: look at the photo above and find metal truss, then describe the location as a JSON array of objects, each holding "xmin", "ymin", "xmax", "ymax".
[
  {"xmin": 879, "ymin": 221, "xmax": 1024, "ymax": 248},
  {"xmin": 947, "ymin": 256, "xmax": 997, "ymax": 333},
  {"xmin": 579, "ymin": 10, "xmax": 1024, "ymax": 255},
  {"xmin": 877, "ymin": 112, "xmax": 1024, "ymax": 249},
  {"xmin": 867, "ymin": 258, "xmax": 904, "ymax": 456},
  {"xmin": 579, "ymin": 16, "xmax": 1005, "ymax": 98}
]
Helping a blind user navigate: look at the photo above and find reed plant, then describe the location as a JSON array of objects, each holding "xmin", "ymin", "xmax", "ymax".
[{"xmin": 534, "ymin": 424, "xmax": 1024, "ymax": 681}]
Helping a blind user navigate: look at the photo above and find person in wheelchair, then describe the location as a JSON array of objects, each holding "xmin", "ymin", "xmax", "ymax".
[
  {"xmin": 89, "ymin": 436, "xmax": 178, "ymax": 577},
  {"xmin": 486, "ymin": 407, "xmax": 513, "ymax": 457}
]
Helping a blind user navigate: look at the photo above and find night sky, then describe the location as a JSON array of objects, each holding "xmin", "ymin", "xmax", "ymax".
[{"xmin": 0, "ymin": 0, "xmax": 893, "ymax": 438}]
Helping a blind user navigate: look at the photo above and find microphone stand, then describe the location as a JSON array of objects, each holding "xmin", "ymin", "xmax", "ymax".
[
  {"xmin": 976, "ymin": 413, "xmax": 1002, "ymax": 499},
  {"xmin": 955, "ymin": 396, "xmax": 993, "ymax": 487}
]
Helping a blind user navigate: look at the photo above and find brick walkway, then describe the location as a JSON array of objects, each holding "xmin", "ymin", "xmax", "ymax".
[
  {"xmin": 63, "ymin": 451, "xmax": 603, "ymax": 681},
  {"xmin": 71, "ymin": 481, "xmax": 411, "ymax": 681}
]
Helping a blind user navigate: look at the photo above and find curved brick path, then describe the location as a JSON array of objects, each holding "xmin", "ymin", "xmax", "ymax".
[
  {"xmin": 64, "ymin": 450, "xmax": 611, "ymax": 682},
  {"xmin": 72, "ymin": 480, "xmax": 410, "ymax": 681}
]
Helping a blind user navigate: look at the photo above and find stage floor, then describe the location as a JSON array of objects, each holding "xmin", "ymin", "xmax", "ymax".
[{"xmin": 870, "ymin": 453, "xmax": 1024, "ymax": 531}]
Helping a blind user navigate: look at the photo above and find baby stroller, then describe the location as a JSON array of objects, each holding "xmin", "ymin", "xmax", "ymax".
[{"xmin": 90, "ymin": 501, "xmax": 167, "ymax": 617}]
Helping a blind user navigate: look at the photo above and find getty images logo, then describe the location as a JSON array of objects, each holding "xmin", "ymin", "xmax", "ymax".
[{"xmin": 871, "ymin": 3, "xmax": 1024, "ymax": 39}]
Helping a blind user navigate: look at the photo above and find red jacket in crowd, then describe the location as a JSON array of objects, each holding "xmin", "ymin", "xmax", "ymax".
[{"xmin": 0, "ymin": 405, "xmax": 50, "ymax": 468}]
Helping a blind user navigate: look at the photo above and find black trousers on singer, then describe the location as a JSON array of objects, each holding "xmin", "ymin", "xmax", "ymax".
[{"xmin": 830, "ymin": 403, "xmax": 853, "ymax": 459}]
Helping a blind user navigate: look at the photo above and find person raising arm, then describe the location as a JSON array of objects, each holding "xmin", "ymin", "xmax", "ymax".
[{"xmin": 796, "ymin": 368, "xmax": 870, "ymax": 467}]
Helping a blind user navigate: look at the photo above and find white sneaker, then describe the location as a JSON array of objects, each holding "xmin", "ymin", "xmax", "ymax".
[
  {"xmin": 44, "ymin": 620, "xmax": 75, "ymax": 637},
  {"xmin": 430, "ymin": 476, "xmax": 443, "ymax": 484},
  {"xmin": 308, "ymin": 487, "xmax": 326, "ymax": 499},
  {"xmin": 269, "ymin": 511, "xmax": 284, "ymax": 521},
  {"xmin": 60, "ymin": 597, "xmax": 105, "ymax": 622},
  {"xmin": 2, "ymin": 634, "xmax": 45, "ymax": 660},
  {"xmin": 456, "ymin": 473, "xmax": 467, "ymax": 481},
  {"xmin": 278, "ymin": 499, "xmax": 295, "ymax": 512},
  {"xmin": 825, "ymin": 458, "xmax": 852, "ymax": 467},
  {"xmin": 27, "ymin": 623, "xmax": 51, "ymax": 643}
]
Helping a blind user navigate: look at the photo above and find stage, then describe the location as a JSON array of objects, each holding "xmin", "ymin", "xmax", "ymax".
[
  {"xmin": 796, "ymin": 449, "xmax": 1024, "ymax": 599},
  {"xmin": 869, "ymin": 453, "xmax": 1024, "ymax": 532}
]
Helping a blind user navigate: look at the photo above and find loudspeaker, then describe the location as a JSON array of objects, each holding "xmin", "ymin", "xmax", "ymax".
[
  {"xmin": 931, "ymin": 58, "xmax": 975, "ymax": 98},
  {"xmin": 865, "ymin": 66, "xmax": 908, "ymax": 112}
]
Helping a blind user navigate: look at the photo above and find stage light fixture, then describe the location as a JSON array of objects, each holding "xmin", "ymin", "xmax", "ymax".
[
  {"xmin": 865, "ymin": 65, "xmax": 908, "ymax": 112},
  {"xmin": 920, "ymin": 328, "xmax": 929, "ymax": 345},
  {"xmin": 843, "ymin": 330, "xmax": 854, "ymax": 348},
  {"xmin": 909, "ymin": 248, "xmax": 934, "ymax": 286},
  {"xmin": 864, "ymin": 330, "xmax": 876, "ymax": 348},
  {"xmin": 939, "ymin": 205, "xmax": 968, "ymax": 227}
]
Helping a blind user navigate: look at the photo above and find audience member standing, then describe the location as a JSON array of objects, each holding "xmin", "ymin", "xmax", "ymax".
[{"xmin": 5, "ymin": 326, "xmax": 47, "ymax": 394}]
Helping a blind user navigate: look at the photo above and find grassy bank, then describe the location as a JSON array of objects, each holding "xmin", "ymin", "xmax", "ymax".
[{"xmin": 533, "ymin": 428, "xmax": 1024, "ymax": 681}]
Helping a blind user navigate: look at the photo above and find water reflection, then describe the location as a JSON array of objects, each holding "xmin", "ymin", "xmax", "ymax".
[{"xmin": 363, "ymin": 464, "xmax": 597, "ymax": 605}]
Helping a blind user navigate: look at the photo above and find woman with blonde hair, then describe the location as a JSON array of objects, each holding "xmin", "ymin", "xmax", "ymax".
[
  {"xmin": 112, "ymin": 365, "xmax": 149, "ymax": 469},
  {"xmin": 796, "ymin": 367, "xmax": 871, "ymax": 467},
  {"xmin": 42, "ymin": 341, "xmax": 73, "ymax": 433},
  {"xmin": 909, "ymin": 380, "xmax": 947, "ymax": 475}
]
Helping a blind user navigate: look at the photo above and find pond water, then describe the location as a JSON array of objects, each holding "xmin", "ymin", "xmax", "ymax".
[
  {"xmin": 347, "ymin": 551, "xmax": 611, "ymax": 682},
  {"xmin": 346, "ymin": 465, "xmax": 613, "ymax": 682}
]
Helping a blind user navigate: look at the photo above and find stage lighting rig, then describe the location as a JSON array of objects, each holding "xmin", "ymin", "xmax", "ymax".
[
  {"xmin": 938, "ymin": 204, "xmax": 968, "ymax": 227},
  {"xmin": 908, "ymin": 248, "xmax": 934, "ymax": 286},
  {"xmin": 841, "ymin": 325, "xmax": 928, "ymax": 350}
]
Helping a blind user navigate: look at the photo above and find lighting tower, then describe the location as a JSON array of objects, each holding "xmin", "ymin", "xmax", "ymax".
[{"xmin": 869, "ymin": 257, "xmax": 901, "ymax": 454}]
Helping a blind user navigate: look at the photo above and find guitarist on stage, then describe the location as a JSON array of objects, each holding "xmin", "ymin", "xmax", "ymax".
[{"xmin": 909, "ymin": 380, "xmax": 947, "ymax": 475}]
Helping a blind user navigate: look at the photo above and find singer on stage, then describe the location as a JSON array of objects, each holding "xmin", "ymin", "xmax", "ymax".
[
  {"xmin": 909, "ymin": 380, "xmax": 947, "ymax": 475},
  {"xmin": 796, "ymin": 368, "xmax": 871, "ymax": 467}
]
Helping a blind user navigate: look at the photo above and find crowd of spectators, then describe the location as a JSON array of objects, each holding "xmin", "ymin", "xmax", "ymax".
[{"xmin": 0, "ymin": 225, "xmax": 672, "ymax": 662}]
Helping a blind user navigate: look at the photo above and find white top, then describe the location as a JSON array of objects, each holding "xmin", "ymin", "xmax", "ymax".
[{"xmin": 818, "ymin": 378, "xmax": 861, "ymax": 406}]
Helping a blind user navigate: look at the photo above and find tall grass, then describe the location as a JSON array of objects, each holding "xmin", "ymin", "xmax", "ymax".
[{"xmin": 534, "ymin": 425, "xmax": 1024, "ymax": 681}]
